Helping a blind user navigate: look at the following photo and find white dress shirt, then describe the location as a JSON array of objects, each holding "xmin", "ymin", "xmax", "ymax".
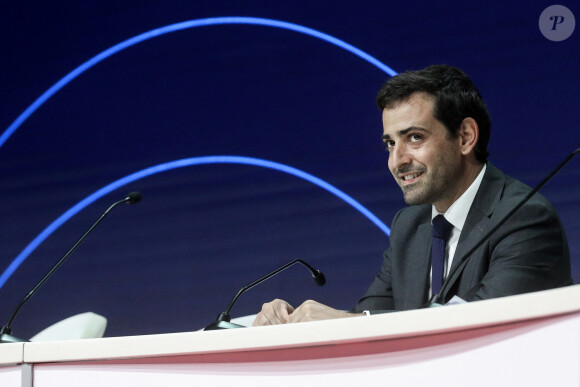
[{"xmin": 431, "ymin": 164, "xmax": 487, "ymax": 279}]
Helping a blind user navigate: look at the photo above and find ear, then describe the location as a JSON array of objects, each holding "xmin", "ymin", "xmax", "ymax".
[{"xmin": 458, "ymin": 117, "xmax": 479, "ymax": 156}]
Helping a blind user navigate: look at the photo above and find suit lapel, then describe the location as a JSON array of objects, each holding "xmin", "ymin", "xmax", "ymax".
[
  {"xmin": 441, "ymin": 163, "xmax": 505, "ymax": 300},
  {"xmin": 406, "ymin": 221, "xmax": 432, "ymax": 305}
]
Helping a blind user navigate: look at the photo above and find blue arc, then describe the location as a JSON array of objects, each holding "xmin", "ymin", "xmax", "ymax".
[
  {"xmin": 0, "ymin": 16, "xmax": 397, "ymax": 149},
  {"xmin": 0, "ymin": 17, "xmax": 398, "ymax": 290},
  {"xmin": 0, "ymin": 156, "xmax": 391, "ymax": 289}
]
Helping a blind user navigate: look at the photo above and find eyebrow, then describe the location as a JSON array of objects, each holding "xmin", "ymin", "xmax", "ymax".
[{"xmin": 381, "ymin": 126, "xmax": 428, "ymax": 141}]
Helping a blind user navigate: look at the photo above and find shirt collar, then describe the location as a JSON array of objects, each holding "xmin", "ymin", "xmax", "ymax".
[{"xmin": 431, "ymin": 164, "xmax": 487, "ymax": 230}]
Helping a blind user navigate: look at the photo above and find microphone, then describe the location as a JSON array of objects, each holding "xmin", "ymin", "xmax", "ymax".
[
  {"xmin": 204, "ymin": 259, "xmax": 326, "ymax": 330},
  {"xmin": 434, "ymin": 148, "xmax": 580, "ymax": 304},
  {"xmin": 0, "ymin": 192, "xmax": 142, "ymax": 343}
]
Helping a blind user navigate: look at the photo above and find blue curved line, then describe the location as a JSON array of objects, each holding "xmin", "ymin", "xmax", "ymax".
[
  {"xmin": 0, "ymin": 16, "xmax": 397, "ymax": 149},
  {"xmin": 0, "ymin": 156, "xmax": 390, "ymax": 289}
]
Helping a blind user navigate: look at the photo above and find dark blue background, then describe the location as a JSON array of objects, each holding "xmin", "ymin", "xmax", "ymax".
[{"xmin": 1, "ymin": 1, "xmax": 578, "ymax": 338}]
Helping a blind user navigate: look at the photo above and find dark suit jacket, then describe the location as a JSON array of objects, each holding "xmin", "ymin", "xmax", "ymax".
[{"xmin": 354, "ymin": 163, "xmax": 572, "ymax": 312}]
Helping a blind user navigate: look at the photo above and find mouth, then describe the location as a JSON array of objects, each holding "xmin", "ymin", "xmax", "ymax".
[{"xmin": 399, "ymin": 172, "xmax": 423, "ymax": 185}]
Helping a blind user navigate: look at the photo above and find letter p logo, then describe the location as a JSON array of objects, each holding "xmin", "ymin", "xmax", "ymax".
[
  {"xmin": 539, "ymin": 5, "xmax": 575, "ymax": 41},
  {"xmin": 550, "ymin": 15, "xmax": 565, "ymax": 30}
]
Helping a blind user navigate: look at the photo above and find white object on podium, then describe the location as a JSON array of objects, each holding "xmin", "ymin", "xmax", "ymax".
[
  {"xmin": 228, "ymin": 314, "xmax": 257, "ymax": 327},
  {"xmin": 29, "ymin": 312, "xmax": 107, "ymax": 342}
]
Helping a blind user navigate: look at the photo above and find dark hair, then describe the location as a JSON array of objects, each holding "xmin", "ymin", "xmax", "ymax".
[{"xmin": 376, "ymin": 65, "xmax": 490, "ymax": 163}]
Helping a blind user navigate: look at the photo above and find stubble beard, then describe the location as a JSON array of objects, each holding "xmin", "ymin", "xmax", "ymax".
[
  {"xmin": 400, "ymin": 175, "xmax": 435, "ymax": 206},
  {"xmin": 399, "ymin": 157, "xmax": 461, "ymax": 207}
]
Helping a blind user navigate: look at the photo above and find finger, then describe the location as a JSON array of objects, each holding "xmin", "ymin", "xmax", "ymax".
[
  {"xmin": 252, "ymin": 299, "xmax": 293, "ymax": 326},
  {"xmin": 273, "ymin": 299, "xmax": 294, "ymax": 323},
  {"xmin": 288, "ymin": 300, "xmax": 315, "ymax": 323},
  {"xmin": 288, "ymin": 300, "xmax": 348, "ymax": 323},
  {"xmin": 252, "ymin": 311, "xmax": 272, "ymax": 326}
]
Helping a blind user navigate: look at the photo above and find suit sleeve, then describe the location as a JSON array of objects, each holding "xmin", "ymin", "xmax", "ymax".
[{"xmin": 352, "ymin": 210, "xmax": 402, "ymax": 313}]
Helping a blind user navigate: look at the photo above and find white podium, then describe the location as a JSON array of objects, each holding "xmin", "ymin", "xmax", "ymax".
[{"xmin": 2, "ymin": 285, "xmax": 579, "ymax": 386}]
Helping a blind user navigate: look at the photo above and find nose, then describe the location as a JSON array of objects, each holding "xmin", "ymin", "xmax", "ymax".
[{"xmin": 389, "ymin": 143, "xmax": 411, "ymax": 172}]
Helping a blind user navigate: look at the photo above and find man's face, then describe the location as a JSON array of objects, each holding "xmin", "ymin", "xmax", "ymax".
[{"xmin": 381, "ymin": 92, "xmax": 463, "ymax": 212}]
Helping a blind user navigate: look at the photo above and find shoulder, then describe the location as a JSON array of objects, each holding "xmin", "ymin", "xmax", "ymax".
[
  {"xmin": 482, "ymin": 163, "xmax": 562, "ymax": 233},
  {"xmin": 488, "ymin": 163, "xmax": 556, "ymax": 213},
  {"xmin": 390, "ymin": 204, "xmax": 431, "ymax": 237}
]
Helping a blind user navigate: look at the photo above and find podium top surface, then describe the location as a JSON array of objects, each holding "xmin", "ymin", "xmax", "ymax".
[
  {"xmin": 0, "ymin": 342, "xmax": 23, "ymax": 365},
  {"xmin": 3, "ymin": 284, "xmax": 580, "ymax": 365}
]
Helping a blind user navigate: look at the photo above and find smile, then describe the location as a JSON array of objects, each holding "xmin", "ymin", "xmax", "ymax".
[
  {"xmin": 400, "ymin": 172, "xmax": 423, "ymax": 184},
  {"xmin": 403, "ymin": 173, "xmax": 421, "ymax": 181},
  {"xmin": 400, "ymin": 172, "xmax": 423, "ymax": 182}
]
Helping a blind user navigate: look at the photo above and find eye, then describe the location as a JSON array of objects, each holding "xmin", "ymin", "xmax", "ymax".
[
  {"xmin": 409, "ymin": 133, "xmax": 423, "ymax": 142},
  {"xmin": 383, "ymin": 140, "xmax": 394, "ymax": 151}
]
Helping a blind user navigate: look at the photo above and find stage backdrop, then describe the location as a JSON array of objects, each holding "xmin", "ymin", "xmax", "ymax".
[{"xmin": 1, "ymin": 1, "xmax": 578, "ymax": 338}]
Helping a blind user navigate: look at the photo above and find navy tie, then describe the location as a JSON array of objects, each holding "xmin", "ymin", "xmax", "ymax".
[{"xmin": 431, "ymin": 215, "xmax": 454, "ymax": 297}]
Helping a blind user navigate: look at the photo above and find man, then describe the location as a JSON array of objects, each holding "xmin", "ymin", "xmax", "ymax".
[{"xmin": 252, "ymin": 65, "xmax": 572, "ymax": 326}]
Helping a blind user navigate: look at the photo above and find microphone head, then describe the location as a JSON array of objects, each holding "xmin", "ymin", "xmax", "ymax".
[
  {"xmin": 125, "ymin": 192, "xmax": 142, "ymax": 204},
  {"xmin": 313, "ymin": 270, "xmax": 326, "ymax": 286}
]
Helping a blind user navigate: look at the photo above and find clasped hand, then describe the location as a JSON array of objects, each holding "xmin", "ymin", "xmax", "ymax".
[{"xmin": 252, "ymin": 299, "xmax": 361, "ymax": 326}]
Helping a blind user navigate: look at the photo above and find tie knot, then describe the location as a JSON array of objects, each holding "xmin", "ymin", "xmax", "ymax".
[{"xmin": 432, "ymin": 215, "xmax": 453, "ymax": 240}]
